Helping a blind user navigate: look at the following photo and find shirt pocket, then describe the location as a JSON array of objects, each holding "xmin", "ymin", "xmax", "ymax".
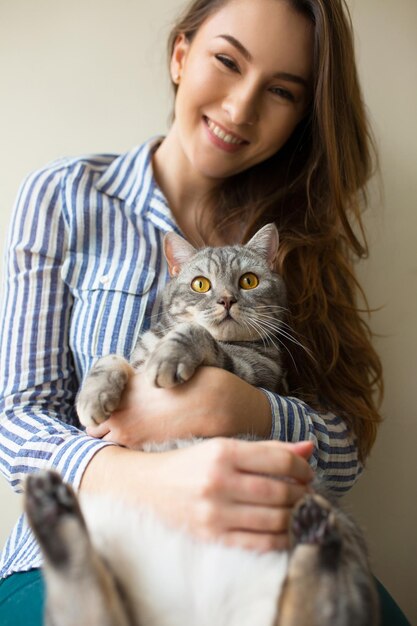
[{"xmin": 61, "ymin": 254, "xmax": 156, "ymax": 360}]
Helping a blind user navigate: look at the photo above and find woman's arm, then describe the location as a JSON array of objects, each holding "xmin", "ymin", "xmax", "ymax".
[
  {"xmin": 80, "ymin": 436, "xmax": 314, "ymax": 551},
  {"xmin": 87, "ymin": 367, "xmax": 361, "ymax": 493},
  {"xmin": 0, "ymin": 164, "xmax": 113, "ymax": 493},
  {"xmin": 261, "ymin": 389, "xmax": 361, "ymax": 493}
]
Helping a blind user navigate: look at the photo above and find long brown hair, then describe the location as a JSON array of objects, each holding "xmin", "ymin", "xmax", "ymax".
[{"xmin": 168, "ymin": 0, "xmax": 383, "ymax": 461}]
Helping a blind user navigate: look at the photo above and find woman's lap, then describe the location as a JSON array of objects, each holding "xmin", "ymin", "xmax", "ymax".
[{"xmin": 0, "ymin": 568, "xmax": 411, "ymax": 625}]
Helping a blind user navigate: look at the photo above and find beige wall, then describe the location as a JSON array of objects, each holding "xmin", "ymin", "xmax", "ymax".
[
  {"xmin": 344, "ymin": 1, "xmax": 417, "ymax": 622},
  {"xmin": 1, "ymin": 0, "xmax": 416, "ymax": 622}
]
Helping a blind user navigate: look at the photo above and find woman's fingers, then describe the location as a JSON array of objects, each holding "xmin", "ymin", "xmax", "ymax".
[
  {"xmin": 220, "ymin": 530, "xmax": 290, "ymax": 552},
  {"xmin": 226, "ymin": 472, "xmax": 308, "ymax": 507},
  {"xmin": 86, "ymin": 422, "xmax": 111, "ymax": 438},
  {"xmin": 193, "ymin": 501, "xmax": 292, "ymax": 551},
  {"xmin": 216, "ymin": 438, "xmax": 315, "ymax": 484},
  {"xmin": 224, "ymin": 503, "xmax": 292, "ymax": 535}
]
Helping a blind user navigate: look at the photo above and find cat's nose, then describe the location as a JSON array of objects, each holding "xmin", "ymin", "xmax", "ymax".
[{"xmin": 217, "ymin": 296, "xmax": 237, "ymax": 311}]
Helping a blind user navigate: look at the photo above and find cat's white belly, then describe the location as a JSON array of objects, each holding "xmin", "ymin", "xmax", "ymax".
[{"xmin": 80, "ymin": 495, "xmax": 288, "ymax": 626}]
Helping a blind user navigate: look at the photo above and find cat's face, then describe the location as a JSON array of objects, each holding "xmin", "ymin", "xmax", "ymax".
[{"xmin": 163, "ymin": 225, "xmax": 286, "ymax": 342}]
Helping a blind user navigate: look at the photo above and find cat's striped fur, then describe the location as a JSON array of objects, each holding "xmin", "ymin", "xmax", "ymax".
[{"xmin": 76, "ymin": 224, "xmax": 287, "ymax": 426}]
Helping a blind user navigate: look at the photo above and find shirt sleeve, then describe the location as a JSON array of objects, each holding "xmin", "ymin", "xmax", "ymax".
[
  {"xmin": 261, "ymin": 389, "xmax": 362, "ymax": 494},
  {"xmin": 0, "ymin": 163, "xmax": 113, "ymax": 495}
]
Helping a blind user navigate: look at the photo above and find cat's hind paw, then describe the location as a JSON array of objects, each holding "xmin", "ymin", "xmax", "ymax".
[
  {"xmin": 291, "ymin": 494, "xmax": 342, "ymax": 567},
  {"xmin": 25, "ymin": 471, "xmax": 82, "ymax": 567}
]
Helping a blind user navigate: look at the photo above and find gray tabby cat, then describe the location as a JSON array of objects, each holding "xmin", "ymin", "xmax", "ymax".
[
  {"xmin": 24, "ymin": 224, "xmax": 380, "ymax": 626},
  {"xmin": 76, "ymin": 223, "xmax": 287, "ymax": 428}
]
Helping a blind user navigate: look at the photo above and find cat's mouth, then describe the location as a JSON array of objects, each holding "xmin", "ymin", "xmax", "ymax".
[
  {"xmin": 210, "ymin": 312, "xmax": 237, "ymax": 327},
  {"xmin": 221, "ymin": 311, "xmax": 238, "ymax": 324},
  {"xmin": 208, "ymin": 314, "xmax": 255, "ymax": 342}
]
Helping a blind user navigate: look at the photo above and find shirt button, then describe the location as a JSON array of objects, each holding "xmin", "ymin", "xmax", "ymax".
[{"xmin": 100, "ymin": 275, "xmax": 109, "ymax": 284}]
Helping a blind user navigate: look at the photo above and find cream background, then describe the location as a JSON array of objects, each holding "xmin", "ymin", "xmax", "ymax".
[{"xmin": 0, "ymin": 0, "xmax": 416, "ymax": 622}]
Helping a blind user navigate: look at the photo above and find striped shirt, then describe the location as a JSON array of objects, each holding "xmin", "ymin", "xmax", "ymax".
[{"xmin": 0, "ymin": 137, "xmax": 361, "ymax": 579}]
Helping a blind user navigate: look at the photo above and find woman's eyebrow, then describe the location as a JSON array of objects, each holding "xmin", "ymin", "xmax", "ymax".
[
  {"xmin": 216, "ymin": 34, "xmax": 309, "ymax": 88},
  {"xmin": 217, "ymin": 34, "xmax": 253, "ymax": 61}
]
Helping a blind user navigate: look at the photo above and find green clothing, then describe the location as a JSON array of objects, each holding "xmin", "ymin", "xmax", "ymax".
[{"xmin": 0, "ymin": 568, "xmax": 411, "ymax": 626}]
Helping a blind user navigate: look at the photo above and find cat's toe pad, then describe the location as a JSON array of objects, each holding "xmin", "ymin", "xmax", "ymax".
[
  {"xmin": 25, "ymin": 471, "xmax": 77, "ymax": 529},
  {"xmin": 25, "ymin": 472, "xmax": 84, "ymax": 567},
  {"xmin": 291, "ymin": 494, "xmax": 336, "ymax": 545}
]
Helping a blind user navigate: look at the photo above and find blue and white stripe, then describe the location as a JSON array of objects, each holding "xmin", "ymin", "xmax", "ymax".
[{"xmin": 0, "ymin": 137, "xmax": 361, "ymax": 579}]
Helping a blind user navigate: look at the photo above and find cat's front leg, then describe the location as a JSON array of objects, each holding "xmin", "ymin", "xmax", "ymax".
[
  {"xmin": 76, "ymin": 355, "xmax": 134, "ymax": 427},
  {"xmin": 145, "ymin": 322, "xmax": 223, "ymax": 388}
]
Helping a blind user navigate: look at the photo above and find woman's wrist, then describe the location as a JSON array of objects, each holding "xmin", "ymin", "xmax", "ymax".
[
  {"xmin": 204, "ymin": 368, "xmax": 272, "ymax": 439},
  {"xmin": 79, "ymin": 444, "xmax": 157, "ymax": 506}
]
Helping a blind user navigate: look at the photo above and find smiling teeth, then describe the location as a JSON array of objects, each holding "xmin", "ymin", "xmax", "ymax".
[{"xmin": 206, "ymin": 119, "xmax": 244, "ymax": 145}]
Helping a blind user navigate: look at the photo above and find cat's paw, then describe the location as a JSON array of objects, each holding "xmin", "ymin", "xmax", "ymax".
[
  {"xmin": 291, "ymin": 494, "xmax": 336, "ymax": 544},
  {"xmin": 290, "ymin": 494, "xmax": 342, "ymax": 565},
  {"xmin": 76, "ymin": 355, "xmax": 132, "ymax": 426},
  {"xmin": 145, "ymin": 339, "xmax": 200, "ymax": 388},
  {"xmin": 25, "ymin": 471, "xmax": 81, "ymax": 566}
]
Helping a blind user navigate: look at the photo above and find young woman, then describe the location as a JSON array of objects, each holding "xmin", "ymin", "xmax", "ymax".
[{"xmin": 0, "ymin": 0, "xmax": 390, "ymax": 623}]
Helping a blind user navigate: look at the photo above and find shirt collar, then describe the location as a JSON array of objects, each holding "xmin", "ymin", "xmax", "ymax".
[{"xmin": 95, "ymin": 137, "xmax": 181, "ymax": 235}]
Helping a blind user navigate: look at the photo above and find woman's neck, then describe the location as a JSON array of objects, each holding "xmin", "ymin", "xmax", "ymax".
[
  {"xmin": 151, "ymin": 131, "xmax": 215, "ymax": 244},
  {"xmin": 152, "ymin": 130, "xmax": 243, "ymax": 247}
]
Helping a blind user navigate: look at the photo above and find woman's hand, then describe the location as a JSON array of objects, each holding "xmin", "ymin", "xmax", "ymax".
[
  {"xmin": 81, "ymin": 438, "xmax": 315, "ymax": 552},
  {"xmin": 86, "ymin": 366, "xmax": 272, "ymax": 448}
]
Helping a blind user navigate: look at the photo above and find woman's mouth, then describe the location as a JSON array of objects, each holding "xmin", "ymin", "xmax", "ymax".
[{"xmin": 203, "ymin": 116, "xmax": 248, "ymax": 152}]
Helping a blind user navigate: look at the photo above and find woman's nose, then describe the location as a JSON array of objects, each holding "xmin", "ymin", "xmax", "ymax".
[{"xmin": 222, "ymin": 83, "xmax": 260, "ymax": 126}]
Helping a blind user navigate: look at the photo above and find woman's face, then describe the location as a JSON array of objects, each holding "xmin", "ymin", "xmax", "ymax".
[{"xmin": 170, "ymin": 0, "xmax": 314, "ymax": 182}]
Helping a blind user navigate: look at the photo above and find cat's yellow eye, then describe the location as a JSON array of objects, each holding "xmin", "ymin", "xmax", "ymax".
[
  {"xmin": 239, "ymin": 273, "xmax": 259, "ymax": 290},
  {"xmin": 191, "ymin": 276, "xmax": 211, "ymax": 293}
]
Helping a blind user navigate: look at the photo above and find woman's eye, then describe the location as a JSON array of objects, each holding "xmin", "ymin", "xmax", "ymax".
[
  {"xmin": 239, "ymin": 273, "xmax": 259, "ymax": 290},
  {"xmin": 191, "ymin": 276, "xmax": 211, "ymax": 293},
  {"xmin": 270, "ymin": 86, "xmax": 295, "ymax": 102},
  {"xmin": 215, "ymin": 54, "xmax": 239, "ymax": 73}
]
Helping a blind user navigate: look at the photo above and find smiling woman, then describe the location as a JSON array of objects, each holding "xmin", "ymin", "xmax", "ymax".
[
  {"xmin": 0, "ymin": 0, "xmax": 388, "ymax": 623},
  {"xmin": 156, "ymin": 0, "xmax": 313, "ymax": 187}
]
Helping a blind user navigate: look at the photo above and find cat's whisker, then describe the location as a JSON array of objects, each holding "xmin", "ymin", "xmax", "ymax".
[
  {"xmin": 255, "ymin": 304, "xmax": 289, "ymax": 311},
  {"xmin": 244, "ymin": 316, "xmax": 282, "ymax": 354},
  {"xmin": 245, "ymin": 315, "xmax": 300, "ymax": 373},
  {"xmin": 151, "ymin": 321, "xmax": 178, "ymax": 334},
  {"xmin": 251, "ymin": 313, "xmax": 314, "ymax": 362},
  {"xmin": 241, "ymin": 315, "xmax": 268, "ymax": 343},
  {"xmin": 242, "ymin": 317, "xmax": 268, "ymax": 350},
  {"xmin": 255, "ymin": 305, "xmax": 291, "ymax": 315},
  {"xmin": 259, "ymin": 326, "xmax": 308, "ymax": 368}
]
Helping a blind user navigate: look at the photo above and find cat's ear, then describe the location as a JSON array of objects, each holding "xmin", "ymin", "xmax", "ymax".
[
  {"xmin": 246, "ymin": 223, "xmax": 279, "ymax": 269},
  {"xmin": 164, "ymin": 232, "xmax": 197, "ymax": 276}
]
